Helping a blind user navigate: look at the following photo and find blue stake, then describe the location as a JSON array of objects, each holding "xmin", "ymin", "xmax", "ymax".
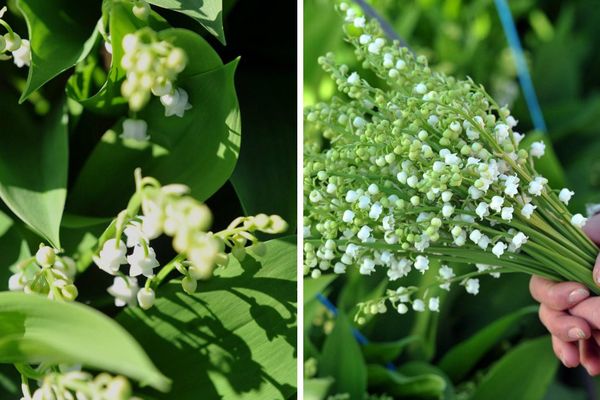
[{"xmin": 494, "ymin": 0, "xmax": 547, "ymax": 133}]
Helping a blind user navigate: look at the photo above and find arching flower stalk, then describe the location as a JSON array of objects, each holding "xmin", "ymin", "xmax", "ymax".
[
  {"xmin": 17, "ymin": 364, "xmax": 138, "ymax": 400},
  {"xmin": 94, "ymin": 168, "xmax": 288, "ymax": 309},
  {"xmin": 8, "ymin": 245, "xmax": 78, "ymax": 301},
  {"xmin": 304, "ymin": 2, "xmax": 598, "ymax": 321}
]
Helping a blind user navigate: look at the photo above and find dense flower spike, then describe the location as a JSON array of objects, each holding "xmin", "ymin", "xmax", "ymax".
[
  {"xmin": 94, "ymin": 169, "xmax": 288, "ymax": 309},
  {"xmin": 0, "ymin": 6, "xmax": 31, "ymax": 68},
  {"xmin": 304, "ymin": 2, "xmax": 598, "ymax": 319},
  {"xmin": 120, "ymin": 27, "xmax": 191, "ymax": 114}
]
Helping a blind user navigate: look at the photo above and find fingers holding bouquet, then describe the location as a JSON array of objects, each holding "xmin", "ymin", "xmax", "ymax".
[{"xmin": 531, "ymin": 214, "xmax": 600, "ymax": 374}]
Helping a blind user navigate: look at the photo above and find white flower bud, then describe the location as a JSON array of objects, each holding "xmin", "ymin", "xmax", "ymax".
[
  {"xmin": 342, "ymin": 210, "xmax": 355, "ymax": 223},
  {"xmin": 397, "ymin": 303, "xmax": 408, "ymax": 314},
  {"xmin": 359, "ymin": 258, "xmax": 375, "ymax": 275},
  {"xmin": 137, "ymin": 287, "xmax": 155, "ymax": 310},
  {"xmin": 469, "ymin": 229, "xmax": 482, "ymax": 244},
  {"xmin": 521, "ymin": 203, "xmax": 536, "ymax": 219},
  {"xmin": 501, "ymin": 206, "xmax": 514, "ymax": 221},
  {"xmin": 530, "ymin": 141, "xmax": 546, "ymax": 158},
  {"xmin": 571, "ymin": 213, "xmax": 587, "ymax": 228},
  {"xmin": 512, "ymin": 232, "xmax": 528, "ymax": 249},
  {"xmin": 428, "ymin": 297, "xmax": 440, "ymax": 312},
  {"xmin": 558, "ymin": 188, "xmax": 574, "ymax": 205},
  {"xmin": 414, "ymin": 256, "xmax": 429, "ymax": 273},
  {"xmin": 475, "ymin": 202, "xmax": 489, "ymax": 219},
  {"xmin": 412, "ymin": 299, "xmax": 425, "ymax": 312},
  {"xmin": 347, "ymin": 72, "xmax": 360, "ymax": 85},
  {"xmin": 357, "ymin": 226, "xmax": 372, "ymax": 242},
  {"xmin": 492, "ymin": 241, "xmax": 507, "ymax": 257},
  {"xmin": 489, "ymin": 196, "xmax": 504, "ymax": 212},
  {"xmin": 465, "ymin": 278, "xmax": 480, "ymax": 295},
  {"xmin": 35, "ymin": 246, "xmax": 56, "ymax": 268}
]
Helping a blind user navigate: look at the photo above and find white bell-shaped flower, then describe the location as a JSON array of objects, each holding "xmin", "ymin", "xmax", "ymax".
[
  {"xmin": 12, "ymin": 39, "xmax": 30, "ymax": 68},
  {"xmin": 120, "ymin": 119, "xmax": 149, "ymax": 141},
  {"xmin": 107, "ymin": 276, "xmax": 139, "ymax": 307},
  {"xmin": 94, "ymin": 239, "xmax": 128, "ymax": 275},
  {"xmin": 127, "ymin": 245, "xmax": 160, "ymax": 277},
  {"xmin": 160, "ymin": 88, "xmax": 192, "ymax": 117}
]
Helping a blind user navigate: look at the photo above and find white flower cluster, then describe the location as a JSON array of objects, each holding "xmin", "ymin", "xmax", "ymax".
[
  {"xmin": 20, "ymin": 366, "xmax": 139, "ymax": 400},
  {"xmin": 8, "ymin": 245, "xmax": 78, "ymax": 301},
  {"xmin": 120, "ymin": 27, "xmax": 191, "ymax": 115},
  {"xmin": 304, "ymin": 3, "xmax": 595, "ymax": 317},
  {"xmin": 95, "ymin": 170, "xmax": 288, "ymax": 309},
  {"xmin": 0, "ymin": 6, "xmax": 31, "ymax": 68}
]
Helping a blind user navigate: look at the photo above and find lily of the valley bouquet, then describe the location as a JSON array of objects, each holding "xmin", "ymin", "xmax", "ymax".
[{"xmin": 304, "ymin": 2, "xmax": 598, "ymax": 320}]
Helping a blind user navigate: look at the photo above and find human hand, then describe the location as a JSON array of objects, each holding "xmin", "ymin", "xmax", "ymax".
[{"xmin": 529, "ymin": 213, "xmax": 600, "ymax": 373}]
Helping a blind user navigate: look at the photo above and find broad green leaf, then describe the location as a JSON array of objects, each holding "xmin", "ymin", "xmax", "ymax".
[
  {"xmin": 362, "ymin": 336, "xmax": 421, "ymax": 364},
  {"xmin": 396, "ymin": 362, "xmax": 455, "ymax": 400},
  {"xmin": 470, "ymin": 336, "xmax": 558, "ymax": 400},
  {"xmin": 304, "ymin": 378, "xmax": 334, "ymax": 400},
  {"xmin": 17, "ymin": 0, "xmax": 100, "ymax": 102},
  {"xmin": 319, "ymin": 312, "xmax": 367, "ymax": 399},
  {"xmin": 304, "ymin": 275, "xmax": 337, "ymax": 304},
  {"xmin": 0, "ymin": 292, "xmax": 169, "ymax": 391},
  {"xmin": 117, "ymin": 238, "xmax": 296, "ymax": 399},
  {"xmin": 438, "ymin": 305, "xmax": 537, "ymax": 381},
  {"xmin": 367, "ymin": 364, "xmax": 446, "ymax": 399},
  {"xmin": 147, "ymin": 0, "xmax": 225, "ymax": 44},
  {"xmin": 0, "ymin": 100, "xmax": 68, "ymax": 248},
  {"xmin": 230, "ymin": 68, "xmax": 297, "ymax": 230},
  {"xmin": 67, "ymin": 31, "xmax": 238, "ymax": 216}
]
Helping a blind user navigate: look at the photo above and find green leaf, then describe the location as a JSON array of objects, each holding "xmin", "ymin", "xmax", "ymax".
[
  {"xmin": 438, "ymin": 305, "xmax": 537, "ymax": 381},
  {"xmin": 367, "ymin": 364, "xmax": 446, "ymax": 399},
  {"xmin": 362, "ymin": 336, "xmax": 421, "ymax": 364},
  {"xmin": 304, "ymin": 378, "xmax": 334, "ymax": 400},
  {"xmin": 68, "ymin": 30, "xmax": 239, "ymax": 216},
  {"xmin": 147, "ymin": 0, "xmax": 225, "ymax": 44},
  {"xmin": 304, "ymin": 275, "xmax": 337, "ymax": 304},
  {"xmin": 230, "ymin": 68, "xmax": 297, "ymax": 230},
  {"xmin": 319, "ymin": 312, "xmax": 367, "ymax": 399},
  {"xmin": 116, "ymin": 237, "xmax": 296, "ymax": 399},
  {"xmin": 0, "ymin": 100, "xmax": 68, "ymax": 248},
  {"xmin": 0, "ymin": 292, "xmax": 169, "ymax": 391},
  {"xmin": 17, "ymin": 0, "xmax": 100, "ymax": 102},
  {"xmin": 469, "ymin": 336, "xmax": 558, "ymax": 400}
]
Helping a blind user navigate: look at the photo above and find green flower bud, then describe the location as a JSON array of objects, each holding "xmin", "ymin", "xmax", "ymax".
[
  {"xmin": 132, "ymin": 0, "xmax": 151, "ymax": 20},
  {"xmin": 4, "ymin": 32, "xmax": 21, "ymax": 52},
  {"xmin": 181, "ymin": 276, "xmax": 198, "ymax": 294},
  {"xmin": 60, "ymin": 284, "xmax": 78, "ymax": 301}
]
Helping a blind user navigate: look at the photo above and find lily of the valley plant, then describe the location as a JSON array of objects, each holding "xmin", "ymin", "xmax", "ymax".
[
  {"xmin": 304, "ymin": 2, "xmax": 598, "ymax": 321},
  {"xmin": 1, "ymin": 1, "xmax": 288, "ymax": 398}
]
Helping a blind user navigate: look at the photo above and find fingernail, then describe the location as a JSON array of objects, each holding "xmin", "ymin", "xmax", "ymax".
[
  {"xmin": 568, "ymin": 327, "xmax": 587, "ymax": 339},
  {"xmin": 569, "ymin": 288, "xmax": 590, "ymax": 304}
]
